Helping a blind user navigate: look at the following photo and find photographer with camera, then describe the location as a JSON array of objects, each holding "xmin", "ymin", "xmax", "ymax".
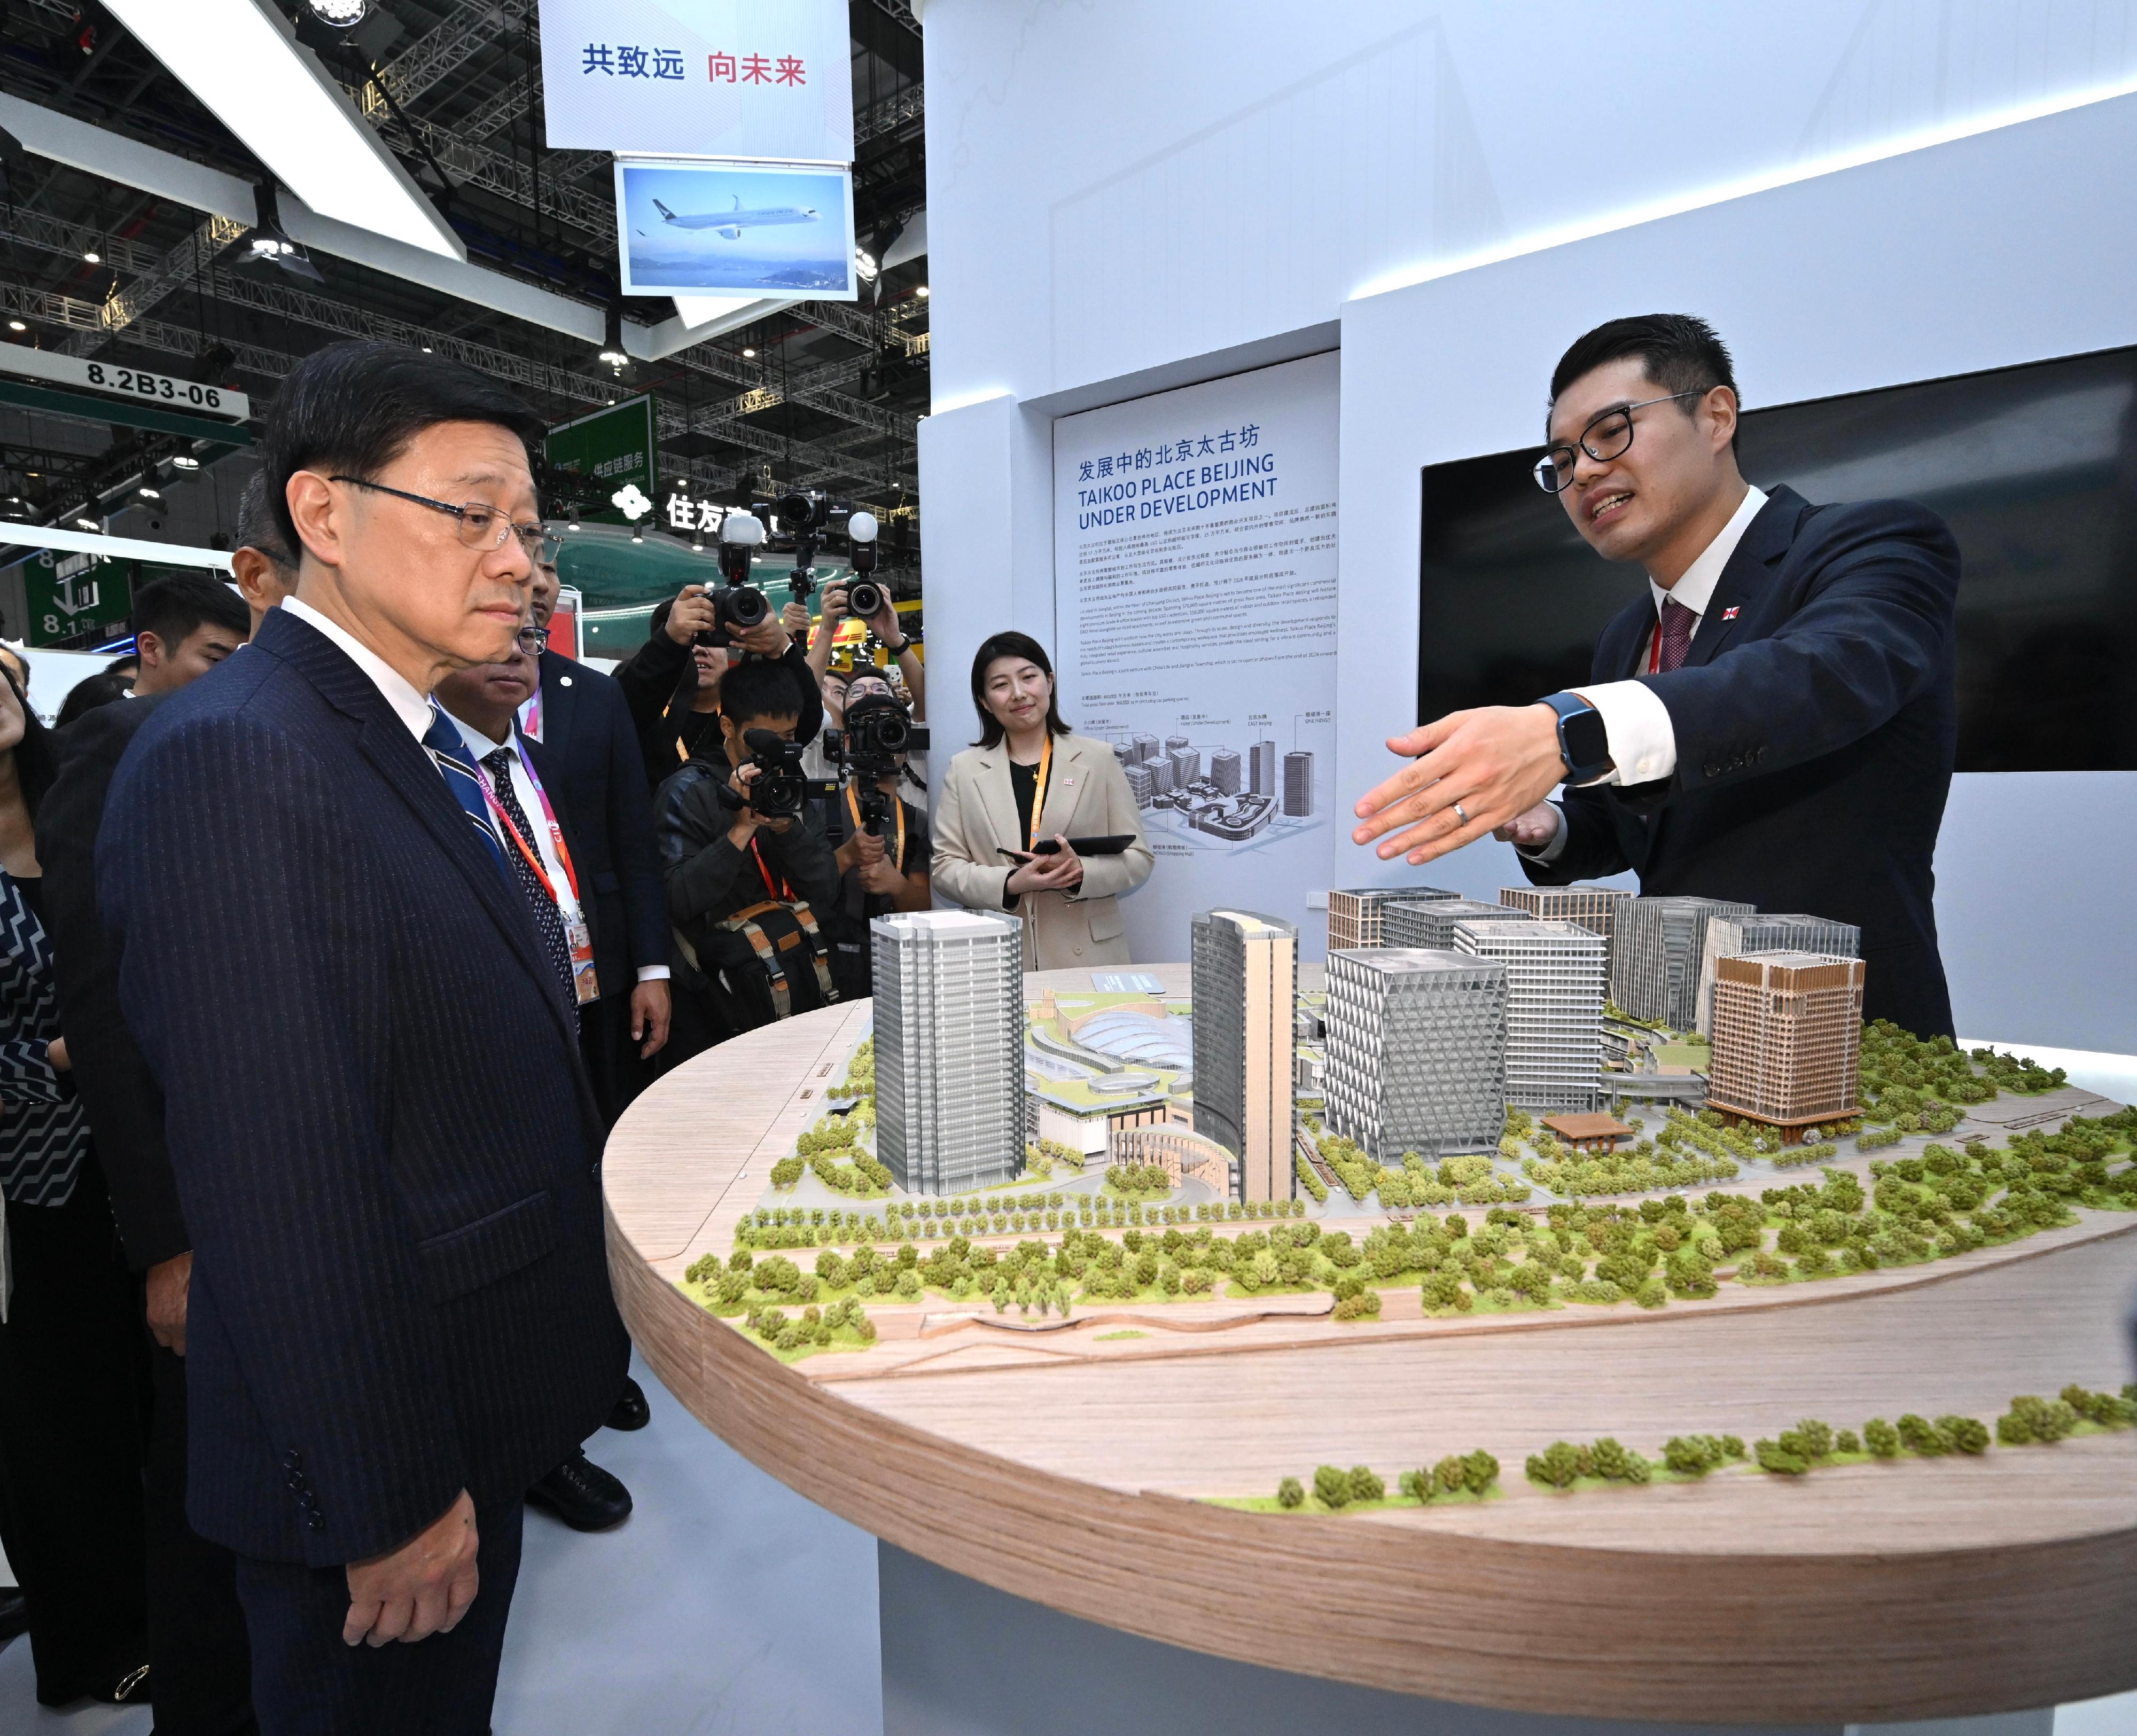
[
  {"xmin": 806, "ymin": 572, "xmax": 924, "ymax": 723},
  {"xmin": 820, "ymin": 671, "xmax": 932, "ymax": 998},
  {"xmin": 653, "ymin": 655, "xmax": 840, "ymax": 1064},
  {"xmin": 614, "ymin": 549, "xmax": 820, "ymax": 793}
]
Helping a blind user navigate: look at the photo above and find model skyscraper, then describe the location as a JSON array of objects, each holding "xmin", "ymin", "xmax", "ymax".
[
  {"xmin": 1612, "ymin": 895, "xmax": 1754, "ymax": 1028},
  {"xmin": 1693, "ymin": 913, "xmax": 1861, "ymax": 1035},
  {"xmin": 1323, "ymin": 949, "xmax": 1507, "ymax": 1160},
  {"xmin": 1191, "ymin": 910, "xmax": 1297, "ymax": 1202},
  {"xmin": 1326, "ymin": 885, "xmax": 1455, "ymax": 951},
  {"xmin": 1385, "ymin": 896, "xmax": 1533, "ymax": 952},
  {"xmin": 872, "ymin": 910, "xmax": 1026, "ymax": 1195},
  {"xmin": 1707, "ymin": 951, "xmax": 1866, "ymax": 1138},
  {"xmin": 1499, "ymin": 885, "xmax": 1630, "ymax": 946},
  {"xmin": 1453, "ymin": 917, "xmax": 1606, "ymax": 1111}
]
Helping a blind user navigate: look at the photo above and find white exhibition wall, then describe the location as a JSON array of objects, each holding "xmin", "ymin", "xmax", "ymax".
[{"xmin": 917, "ymin": 0, "xmax": 2137, "ymax": 1052}]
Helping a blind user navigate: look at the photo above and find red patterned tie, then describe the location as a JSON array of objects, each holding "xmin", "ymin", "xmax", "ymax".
[{"xmin": 1655, "ymin": 597, "xmax": 1697, "ymax": 672}]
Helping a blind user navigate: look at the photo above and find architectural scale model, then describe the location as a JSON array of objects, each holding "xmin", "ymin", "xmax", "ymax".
[
  {"xmin": 1191, "ymin": 910, "xmax": 1298, "ymax": 1201},
  {"xmin": 1693, "ymin": 912, "xmax": 1861, "ymax": 1035},
  {"xmin": 1707, "ymin": 950, "xmax": 1867, "ymax": 1138},
  {"xmin": 1384, "ymin": 896, "xmax": 1533, "ymax": 952},
  {"xmin": 871, "ymin": 909, "xmax": 1026, "ymax": 1194},
  {"xmin": 1612, "ymin": 895, "xmax": 1754, "ymax": 1028},
  {"xmin": 1322, "ymin": 948, "xmax": 1507, "ymax": 1160},
  {"xmin": 1497, "ymin": 883, "xmax": 1630, "ymax": 947},
  {"xmin": 1282, "ymin": 749, "xmax": 1314, "ymax": 816},
  {"xmin": 1325, "ymin": 885, "xmax": 1455, "ymax": 951},
  {"xmin": 1452, "ymin": 917, "xmax": 1607, "ymax": 1111}
]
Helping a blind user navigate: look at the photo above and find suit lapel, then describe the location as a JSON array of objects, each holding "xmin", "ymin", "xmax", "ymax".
[
  {"xmin": 973, "ymin": 745, "xmax": 1021, "ymax": 853},
  {"xmin": 1681, "ymin": 487, "xmax": 1804, "ymax": 671},
  {"xmin": 537, "ymin": 651, "xmax": 581, "ymax": 758},
  {"xmin": 256, "ymin": 613, "xmax": 577, "ymax": 1045},
  {"xmin": 1039, "ymin": 737, "xmax": 1089, "ymax": 837}
]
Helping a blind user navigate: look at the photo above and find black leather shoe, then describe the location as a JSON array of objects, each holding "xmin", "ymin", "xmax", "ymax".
[
  {"xmin": 0, "ymin": 1586, "xmax": 25, "ymax": 1645},
  {"xmin": 605, "ymin": 1375, "xmax": 651, "ymax": 1432},
  {"xmin": 526, "ymin": 1450, "xmax": 632, "ymax": 1531}
]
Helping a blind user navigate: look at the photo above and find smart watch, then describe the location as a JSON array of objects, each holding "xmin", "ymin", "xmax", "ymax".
[{"xmin": 1539, "ymin": 692, "xmax": 1612, "ymax": 784}]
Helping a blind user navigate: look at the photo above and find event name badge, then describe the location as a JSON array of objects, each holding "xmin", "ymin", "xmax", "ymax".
[{"xmin": 566, "ymin": 914, "xmax": 600, "ymax": 1006}]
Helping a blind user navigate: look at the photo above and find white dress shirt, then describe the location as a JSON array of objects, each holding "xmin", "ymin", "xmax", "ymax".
[
  {"xmin": 1525, "ymin": 484, "xmax": 1767, "ymax": 863},
  {"xmin": 281, "ymin": 596, "xmax": 433, "ymax": 739}
]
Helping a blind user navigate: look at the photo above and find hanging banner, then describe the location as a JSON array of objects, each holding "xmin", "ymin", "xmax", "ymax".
[
  {"xmin": 1052, "ymin": 351, "xmax": 1340, "ymax": 960},
  {"xmin": 21, "ymin": 549, "xmax": 141, "ymax": 647},
  {"xmin": 544, "ymin": 395, "xmax": 660, "ymax": 525},
  {"xmin": 539, "ymin": 0, "xmax": 853, "ymax": 163},
  {"xmin": 615, "ymin": 158, "xmax": 856, "ymax": 300}
]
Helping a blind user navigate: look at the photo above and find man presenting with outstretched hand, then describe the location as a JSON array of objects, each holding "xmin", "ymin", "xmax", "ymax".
[
  {"xmin": 101, "ymin": 342, "xmax": 629, "ymax": 1734},
  {"xmin": 1352, "ymin": 314, "xmax": 1961, "ymax": 1036}
]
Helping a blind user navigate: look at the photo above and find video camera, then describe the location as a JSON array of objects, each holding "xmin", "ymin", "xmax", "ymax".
[
  {"xmin": 718, "ymin": 728, "xmax": 822, "ymax": 822},
  {"xmin": 822, "ymin": 689, "xmax": 929, "ymax": 836},
  {"xmin": 702, "ymin": 511, "xmax": 770, "ymax": 646}
]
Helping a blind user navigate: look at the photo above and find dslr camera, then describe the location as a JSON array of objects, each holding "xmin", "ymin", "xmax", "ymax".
[
  {"xmin": 720, "ymin": 728, "xmax": 818, "ymax": 822},
  {"xmin": 772, "ymin": 488, "xmax": 831, "ymax": 604},
  {"xmin": 843, "ymin": 510, "xmax": 887, "ymax": 619},
  {"xmin": 823, "ymin": 690, "xmax": 929, "ymax": 835},
  {"xmin": 702, "ymin": 511, "xmax": 770, "ymax": 646}
]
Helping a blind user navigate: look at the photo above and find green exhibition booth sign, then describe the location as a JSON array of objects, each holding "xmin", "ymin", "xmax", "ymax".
[
  {"xmin": 18, "ymin": 548, "xmax": 171, "ymax": 647},
  {"xmin": 544, "ymin": 395, "xmax": 658, "ymax": 526}
]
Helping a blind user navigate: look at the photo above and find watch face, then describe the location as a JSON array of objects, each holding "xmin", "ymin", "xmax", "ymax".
[{"xmin": 1565, "ymin": 707, "xmax": 1610, "ymax": 771}]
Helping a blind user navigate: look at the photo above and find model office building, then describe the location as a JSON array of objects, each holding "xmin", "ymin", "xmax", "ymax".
[
  {"xmin": 1384, "ymin": 896, "xmax": 1534, "ymax": 952},
  {"xmin": 871, "ymin": 910, "xmax": 1026, "ymax": 1195},
  {"xmin": 1325, "ymin": 885, "xmax": 1455, "ymax": 951},
  {"xmin": 1707, "ymin": 951, "xmax": 1867, "ymax": 1137},
  {"xmin": 1612, "ymin": 895, "xmax": 1755, "ymax": 1029},
  {"xmin": 1498, "ymin": 884, "xmax": 1631, "ymax": 947},
  {"xmin": 1693, "ymin": 913, "xmax": 1861, "ymax": 1036},
  {"xmin": 1323, "ymin": 948, "xmax": 1508, "ymax": 1160},
  {"xmin": 1453, "ymin": 917, "xmax": 1608, "ymax": 1111},
  {"xmin": 1191, "ymin": 910, "xmax": 1298, "ymax": 1201}
]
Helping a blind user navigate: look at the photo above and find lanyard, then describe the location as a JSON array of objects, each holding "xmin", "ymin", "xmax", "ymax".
[
  {"xmin": 1026, "ymin": 733, "xmax": 1052, "ymax": 850},
  {"xmin": 749, "ymin": 835, "xmax": 794, "ymax": 902},
  {"xmin": 1648, "ymin": 616, "xmax": 1662, "ymax": 675},
  {"xmin": 846, "ymin": 783, "xmax": 906, "ymax": 873},
  {"xmin": 472, "ymin": 738, "xmax": 581, "ymax": 911}
]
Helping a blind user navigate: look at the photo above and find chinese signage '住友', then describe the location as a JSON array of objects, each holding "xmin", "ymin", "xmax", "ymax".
[{"xmin": 540, "ymin": 0, "xmax": 853, "ymax": 163}]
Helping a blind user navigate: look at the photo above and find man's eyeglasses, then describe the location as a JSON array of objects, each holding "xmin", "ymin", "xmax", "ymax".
[
  {"xmin": 1532, "ymin": 392, "xmax": 1701, "ymax": 494},
  {"xmin": 331, "ymin": 475, "xmax": 560, "ymax": 563},
  {"xmin": 513, "ymin": 627, "xmax": 548, "ymax": 656}
]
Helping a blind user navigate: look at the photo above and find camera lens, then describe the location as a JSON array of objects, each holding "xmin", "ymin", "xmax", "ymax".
[
  {"xmin": 847, "ymin": 579, "xmax": 884, "ymax": 618},
  {"xmin": 721, "ymin": 584, "xmax": 769, "ymax": 628}
]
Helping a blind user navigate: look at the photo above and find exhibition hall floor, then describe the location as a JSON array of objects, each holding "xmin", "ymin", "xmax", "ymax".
[{"xmin": 0, "ymin": 1351, "xmax": 884, "ymax": 1736}]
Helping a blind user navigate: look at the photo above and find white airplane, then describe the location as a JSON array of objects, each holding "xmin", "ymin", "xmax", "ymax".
[{"xmin": 650, "ymin": 194, "xmax": 820, "ymax": 240}]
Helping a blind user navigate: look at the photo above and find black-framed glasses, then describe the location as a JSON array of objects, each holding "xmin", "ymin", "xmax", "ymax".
[
  {"xmin": 330, "ymin": 475, "xmax": 560, "ymax": 563},
  {"xmin": 512, "ymin": 626, "xmax": 548, "ymax": 655},
  {"xmin": 1532, "ymin": 392, "xmax": 1701, "ymax": 493}
]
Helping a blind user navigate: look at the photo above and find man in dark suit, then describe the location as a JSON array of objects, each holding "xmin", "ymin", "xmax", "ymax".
[
  {"xmin": 522, "ymin": 558, "xmax": 670, "ymax": 1127},
  {"xmin": 42, "ymin": 472, "xmax": 295, "ymax": 1735},
  {"xmin": 1352, "ymin": 314, "xmax": 1959, "ymax": 1036},
  {"xmin": 100, "ymin": 341, "xmax": 629, "ymax": 1735}
]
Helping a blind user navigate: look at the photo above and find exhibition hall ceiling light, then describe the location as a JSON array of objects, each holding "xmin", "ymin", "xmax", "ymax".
[
  {"xmin": 170, "ymin": 455, "xmax": 200, "ymax": 470},
  {"xmin": 1352, "ymin": 69, "xmax": 2137, "ymax": 304},
  {"xmin": 5, "ymin": 320, "xmax": 23, "ymax": 332},
  {"xmin": 104, "ymin": 0, "xmax": 464, "ymax": 261},
  {"xmin": 305, "ymin": 0, "xmax": 369, "ymax": 25}
]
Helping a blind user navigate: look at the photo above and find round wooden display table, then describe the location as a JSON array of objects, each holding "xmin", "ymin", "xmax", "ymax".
[{"xmin": 604, "ymin": 963, "xmax": 2137, "ymax": 1726}]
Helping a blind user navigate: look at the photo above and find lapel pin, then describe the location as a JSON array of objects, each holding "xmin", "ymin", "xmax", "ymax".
[
  {"xmin": 1720, "ymin": 606, "xmax": 1739, "ymax": 621},
  {"xmin": 559, "ymin": 675, "xmax": 573, "ymax": 686}
]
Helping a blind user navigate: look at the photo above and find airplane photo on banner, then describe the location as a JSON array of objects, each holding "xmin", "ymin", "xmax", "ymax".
[{"xmin": 615, "ymin": 158, "xmax": 857, "ymax": 301}]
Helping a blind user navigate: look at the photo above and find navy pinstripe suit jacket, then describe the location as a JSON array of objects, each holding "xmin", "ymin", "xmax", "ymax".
[{"xmin": 100, "ymin": 608, "xmax": 629, "ymax": 1567}]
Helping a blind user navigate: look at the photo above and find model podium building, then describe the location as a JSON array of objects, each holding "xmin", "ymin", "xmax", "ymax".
[
  {"xmin": 1453, "ymin": 917, "xmax": 1607, "ymax": 1111},
  {"xmin": 1191, "ymin": 910, "xmax": 1297, "ymax": 1201},
  {"xmin": 871, "ymin": 909, "xmax": 1026, "ymax": 1195},
  {"xmin": 1613, "ymin": 895, "xmax": 1754, "ymax": 1028},
  {"xmin": 1326, "ymin": 885, "xmax": 1455, "ymax": 951},
  {"xmin": 1323, "ymin": 949, "xmax": 1507, "ymax": 1160},
  {"xmin": 1385, "ymin": 897, "xmax": 1532, "ymax": 952},
  {"xmin": 1693, "ymin": 912, "xmax": 1861, "ymax": 1036},
  {"xmin": 1707, "ymin": 951, "xmax": 1867, "ymax": 1139}
]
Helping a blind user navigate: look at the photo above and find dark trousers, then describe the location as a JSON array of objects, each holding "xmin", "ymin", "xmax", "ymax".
[
  {"xmin": 578, "ymin": 989, "xmax": 654, "ymax": 1130},
  {"xmin": 233, "ymin": 1496, "xmax": 524, "ymax": 1736},
  {"xmin": 146, "ymin": 1334, "xmax": 256, "ymax": 1734},
  {"xmin": 0, "ymin": 1156, "xmax": 150, "ymax": 1704}
]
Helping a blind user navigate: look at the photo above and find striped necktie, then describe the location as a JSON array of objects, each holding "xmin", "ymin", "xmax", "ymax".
[
  {"xmin": 422, "ymin": 703, "xmax": 510, "ymax": 878},
  {"xmin": 482, "ymin": 746, "xmax": 577, "ymax": 1015}
]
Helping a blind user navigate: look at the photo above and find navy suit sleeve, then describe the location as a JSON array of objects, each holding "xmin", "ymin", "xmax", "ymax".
[
  {"xmin": 595, "ymin": 675, "xmax": 667, "ymax": 973},
  {"xmin": 1645, "ymin": 499, "xmax": 1959, "ymax": 796},
  {"xmin": 104, "ymin": 713, "xmax": 466, "ymax": 1565}
]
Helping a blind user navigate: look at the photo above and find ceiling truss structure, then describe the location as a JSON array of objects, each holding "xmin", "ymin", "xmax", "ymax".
[{"xmin": 0, "ymin": 0, "xmax": 930, "ymax": 536}]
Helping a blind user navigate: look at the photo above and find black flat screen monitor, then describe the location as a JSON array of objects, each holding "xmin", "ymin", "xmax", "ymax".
[{"xmin": 1417, "ymin": 344, "xmax": 2137, "ymax": 771}]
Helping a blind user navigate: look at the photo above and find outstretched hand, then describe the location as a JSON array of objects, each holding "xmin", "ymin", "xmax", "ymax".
[{"xmin": 1351, "ymin": 704, "xmax": 1568, "ymax": 866}]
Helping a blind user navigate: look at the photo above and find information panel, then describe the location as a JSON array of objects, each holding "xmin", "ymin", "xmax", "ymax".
[{"xmin": 1052, "ymin": 351, "xmax": 1338, "ymax": 959}]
